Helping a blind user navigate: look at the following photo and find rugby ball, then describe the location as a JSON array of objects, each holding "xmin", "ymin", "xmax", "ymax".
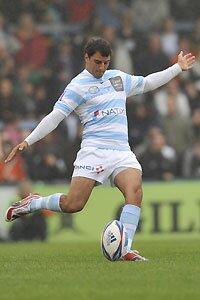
[{"xmin": 101, "ymin": 220, "xmax": 128, "ymax": 261}]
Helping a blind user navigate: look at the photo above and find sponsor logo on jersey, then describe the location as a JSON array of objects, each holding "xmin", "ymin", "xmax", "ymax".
[
  {"xmin": 89, "ymin": 86, "xmax": 100, "ymax": 94},
  {"xmin": 109, "ymin": 76, "xmax": 124, "ymax": 91},
  {"xmin": 93, "ymin": 107, "xmax": 125, "ymax": 118}
]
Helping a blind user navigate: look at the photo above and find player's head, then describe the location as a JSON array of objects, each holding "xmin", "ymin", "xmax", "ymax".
[{"xmin": 84, "ymin": 37, "xmax": 112, "ymax": 78}]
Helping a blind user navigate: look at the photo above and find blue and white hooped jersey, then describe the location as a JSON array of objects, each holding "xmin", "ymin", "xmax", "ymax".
[{"xmin": 54, "ymin": 69, "xmax": 145, "ymax": 151}]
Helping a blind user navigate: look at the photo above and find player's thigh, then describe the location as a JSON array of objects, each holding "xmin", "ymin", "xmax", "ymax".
[
  {"xmin": 114, "ymin": 168, "xmax": 143, "ymax": 205},
  {"xmin": 67, "ymin": 176, "xmax": 96, "ymax": 205}
]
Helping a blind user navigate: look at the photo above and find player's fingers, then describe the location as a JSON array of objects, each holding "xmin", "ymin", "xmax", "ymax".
[
  {"xmin": 184, "ymin": 53, "xmax": 193, "ymax": 59},
  {"xmin": 4, "ymin": 145, "xmax": 21, "ymax": 163},
  {"xmin": 4, "ymin": 150, "xmax": 16, "ymax": 163},
  {"xmin": 189, "ymin": 55, "xmax": 195, "ymax": 61},
  {"xmin": 18, "ymin": 142, "xmax": 28, "ymax": 152},
  {"xmin": 178, "ymin": 50, "xmax": 183, "ymax": 57},
  {"xmin": 187, "ymin": 56, "xmax": 195, "ymax": 65},
  {"xmin": 18, "ymin": 145, "xmax": 24, "ymax": 151},
  {"xmin": 5, "ymin": 142, "xmax": 28, "ymax": 162}
]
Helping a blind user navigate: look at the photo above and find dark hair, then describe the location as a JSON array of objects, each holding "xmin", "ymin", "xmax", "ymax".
[{"xmin": 84, "ymin": 37, "xmax": 112, "ymax": 58}]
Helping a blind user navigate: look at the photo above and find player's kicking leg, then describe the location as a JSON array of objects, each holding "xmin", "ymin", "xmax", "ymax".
[{"xmin": 5, "ymin": 177, "xmax": 96, "ymax": 222}]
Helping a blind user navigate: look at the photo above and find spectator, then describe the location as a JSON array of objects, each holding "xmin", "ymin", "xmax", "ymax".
[
  {"xmin": 170, "ymin": 0, "xmax": 200, "ymax": 22},
  {"xmin": 160, "ymin": 96, "xmax": 194, "ymax": 175},
  {"xmin": 14, "ymin": 64, "xmax": 32, "ymax": 97},
  {"xmin": 24, "ymin": 131, "xmax": 67, "ymax": 182},
  {"xmin": 0, "ymin": 45, "xmax": 16, "ymax": 80},
  {"xmin": 34, "ymin": 84, "xmax": 51, "ymax": 118},
  {"xmin": 137, "ymin": 127, "xmax": 177, "ymax": 181},
  {"xmin": 192, "ymin": 108, "xmax": 200, "ymax": 138},
  {"xmin": 86, "ymin": 14, "xmax": 104, "ymax": 37},
  {"xmin": 101, "ymin": 25, "xmax": 133, "ymax": 73},
  {"xmin": 184, "ymin": 80, "xmax": 200, "ymax": 112},
  {"xmin": 128, "ymin": 102, "xmax": 159, "ymax": 148},
  {"xmin": 192, "ymin": 19, "xmax": 200, "ymax": 49},
  {"xmin": 153, "ymin": 79, "xmax": 191, "ymax": 118},
  {"xmin": 130, "ymin": 0, "xmax": 170, "ymax": 31},
  {"xmin": 117, "ymin": 10, "xmax": 139, "ymax": 69},
  {"xmin": 50, "ymin": 38, "xmax": 77, "ymax": 92},
  {"xmin": 182, "ymin": 138, "xmax": 200, "ymax": 178},
  {"xmin": 30, "ymin": 0, "xmax": 63, "ymax": 23},
  {"xmin": 37, "ymin": 151, "xmax": 67, "ymax": 182},
  {"xmin": 134, "ymin": 32, "xmax": 170, "ymax": 76},
  {"xmin": 160, "ymin": 17, "xmax": 179, "ymax": 59},
  {"xmin": 66, "ymin": 0, "xmax": 95, "ymax": 25},
  {"xmin": 0, "ymin": 78, "xmax": 21, "ymax": 122},
  {"xmin": 96, "ymin": 0, "xmax": 125, "ymax": 30},
  {"xmin": 19, "ymin": 82, "xmax": 37, "ymax": 118},
  {"xmin": 0, "ymin": 13, "xmax": 20, "ymax": 55},
  {"xmin": 15, "ymin": 13, "xmax": 48, "ymax": 70}
]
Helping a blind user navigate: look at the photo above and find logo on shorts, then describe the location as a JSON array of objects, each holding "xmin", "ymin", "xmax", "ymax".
[
  {"xmin": 74, "ymin": 164, "xmax": 105, "ymax": 174},
  {"xmin": 74, "ymin": 165, "xmax": 94, "ymax": 171},
  {"xmin": 96, "ymin": 166, "xmax": 104, "ymax": 174}
]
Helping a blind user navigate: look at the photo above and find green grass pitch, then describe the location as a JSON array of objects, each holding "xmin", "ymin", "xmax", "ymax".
[
  {"xmin": 1, "ymin": 182, "xmax": 200, "ymax": 299},
  {"xmin": 0, "ymin": 239, "xmax": 200, "ymax": 300}
]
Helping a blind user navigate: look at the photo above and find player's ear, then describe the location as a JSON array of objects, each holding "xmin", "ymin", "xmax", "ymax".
[{"xmin": 84, "ymin": 53, "xmax": 89, "ymax": 62}]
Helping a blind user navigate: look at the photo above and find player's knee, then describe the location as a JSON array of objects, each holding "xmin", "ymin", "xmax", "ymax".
[
  {"xmin": 134, "ymin": 184, "xmax": 143, "ymax": 199},
  {"xmin": 60, "ymin": 194, "xmax": 85, "ymax": 213},
  {"xmin": 126, "ymin": 183, "xmax": 143, "ymax": 205},
  {"xmin": 61, "ymin": 202, "xmax": 83, "ymax": 213},
  {"xmin": 135, "ymin": 184, "xmax": 142, "ymax": 196}
]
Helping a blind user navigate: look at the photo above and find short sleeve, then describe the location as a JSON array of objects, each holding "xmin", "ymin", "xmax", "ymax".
[{"xmin": 54, "ymin": 85, "xmax": 85, "ymax": 116}]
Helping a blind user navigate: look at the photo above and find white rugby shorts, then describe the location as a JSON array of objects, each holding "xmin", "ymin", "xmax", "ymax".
[{"xmin": 72, "ymin": 147, "xmax": 142, "ymax": 187}]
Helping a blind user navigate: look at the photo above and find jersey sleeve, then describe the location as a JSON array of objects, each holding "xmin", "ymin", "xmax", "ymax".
[
  {"xmin": 124, "ymin": 73, "xmax": 146, "ymax": 97},
  {"xmin": 54, "ymin": 84, "xmax": 85, "ymax": 117}
]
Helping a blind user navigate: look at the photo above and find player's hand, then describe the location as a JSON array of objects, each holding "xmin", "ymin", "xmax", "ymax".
[
  {"xmin": 4, "ymin": 141, "xmax": 29, "ymax": 163},
  {"xmin": 177, "ymin": 51, "xmax": 196, "ymax": 71}
]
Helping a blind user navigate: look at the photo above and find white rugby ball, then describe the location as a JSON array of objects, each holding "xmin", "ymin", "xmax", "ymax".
[{"xmin": 101, "ymin": 220, "xmax": 128, "ymax": 261}]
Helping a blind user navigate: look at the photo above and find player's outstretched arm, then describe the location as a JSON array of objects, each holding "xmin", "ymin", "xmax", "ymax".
[
  {"xmin": 143, "ymin": 51, "xmax": 196, "ymax": 93},
  {"xmin": 4, "ymin": 109, "xmax": 65, "ymax": 163}
]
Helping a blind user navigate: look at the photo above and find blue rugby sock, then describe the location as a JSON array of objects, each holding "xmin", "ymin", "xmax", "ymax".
[
  {"xmin": 30, "ymin": 193, "xmax": 62, "ymax": 212},
  {"xmin": 120, "ymin": 204, "xmax": 141, "ymax": 252}
]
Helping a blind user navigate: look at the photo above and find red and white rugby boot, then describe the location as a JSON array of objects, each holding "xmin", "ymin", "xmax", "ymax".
[
  {"xmin": 122, "ymin": 250, "xmax": 148, "ymax": 261},
  {"xmin": 5, "ymin": 194, "xmax": 41, "ymax": 222}
]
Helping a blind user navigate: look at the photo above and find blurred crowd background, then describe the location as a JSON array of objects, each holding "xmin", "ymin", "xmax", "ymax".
[{"xmin": 1, "ymin": 0, "xmax": 200, "ymax": 184}]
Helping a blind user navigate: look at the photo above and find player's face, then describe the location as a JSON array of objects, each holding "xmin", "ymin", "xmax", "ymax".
[{"xmin": 84, "ymin": 51, "xmax": 110, "ymax": 78}]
